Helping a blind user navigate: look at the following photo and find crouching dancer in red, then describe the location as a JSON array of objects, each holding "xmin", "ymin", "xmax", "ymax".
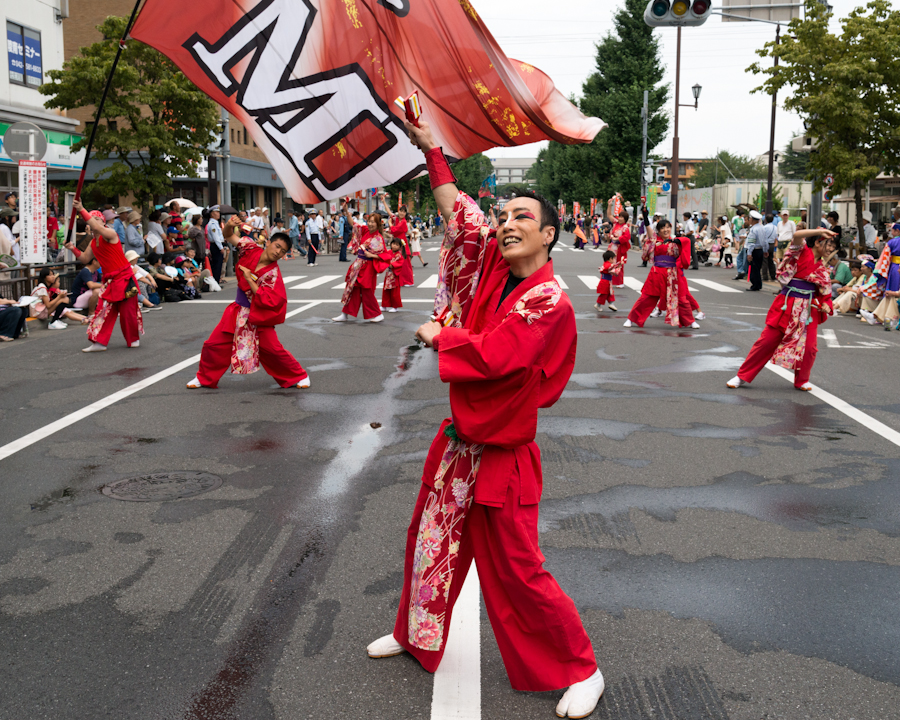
[
  {"xmin": 74, "ymin": 199, "xmax": 143, "ymax": 353},
  {"xmin": 727, "ymin": 228, "xmax": 837, "ymax": 391},
  {"xmin": 187, "ymin": 217, "xmax": 308, "ymax": 390},
  {"xmin": 367, "ymin": 119, "xmax": 603, "ymax": 719}
]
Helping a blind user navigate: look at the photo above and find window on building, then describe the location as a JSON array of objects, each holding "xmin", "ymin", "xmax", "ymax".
[
  {"xmin": 679, "ymin": 163, "xmax": 687, "ymax": 176},
  {"xmin": 230, "ymin": 128, "xmax": 235, "ymax": 143},
  {"xmin": 243, "ymin": 128, "xmax": 248, "ymax": 145},
  {"xmin": 7, "ymin": 22, "xmax": 42, "ymax": 87}
]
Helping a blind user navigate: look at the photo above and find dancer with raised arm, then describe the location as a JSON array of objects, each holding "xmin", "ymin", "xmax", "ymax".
[
  {"xmin": 727, "ymin": 228, "xmax": 837, "ymax": 391},
  {"xmin": 71, "ymin": 199, "xmax": 143, "ymax": 352},
  {"xmin": 607, "ymin": 209, "xmax": 631, "ymax": 288},
  {"xmin": 186, "ymin": 217, "xmax": 309, "ymax": 390},
  {"xmin": 366, "ymin": 119, "xmax": 604, "ymax": 719}
]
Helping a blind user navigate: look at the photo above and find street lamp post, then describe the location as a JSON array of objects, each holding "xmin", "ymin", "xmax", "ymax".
[{"xmin": 670, "ymin": 24, "xmax": 702, "ymax": 222}]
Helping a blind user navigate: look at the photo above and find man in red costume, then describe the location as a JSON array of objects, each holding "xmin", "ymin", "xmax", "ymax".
[
  {"xmin": 73, "ymin": 199, "xmax": 143, "ymax": 353},
  {"xmin": 727, "ymin": 228, "xmax": 837, "ymax": 391},
  {"xmin": 187, "ymin": 217, "xmax": 309, "ymax": 389},
  {"xmin": 367, "ymin": 120, "xmax": 604, "ymax": 719}
]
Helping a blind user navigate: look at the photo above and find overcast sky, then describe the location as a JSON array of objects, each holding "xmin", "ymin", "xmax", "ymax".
[{"xmin": 480, "ymin": 0, "xmax": 863, "ymax": 162}]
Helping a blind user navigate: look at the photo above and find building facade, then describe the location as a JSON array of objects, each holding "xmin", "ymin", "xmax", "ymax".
[
  {"xmin": 2, "ymin": 0, "xmax": 82, "ymax": 200},
  {"xmin": 488, "ymin": 157, "xmax": 536, "ymax": 187}
]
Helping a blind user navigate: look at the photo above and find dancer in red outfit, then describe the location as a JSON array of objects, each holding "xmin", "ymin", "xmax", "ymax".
[
  {"xmin": 367, "ymin": 119, "xmax": 604, "ymax": 720},
  {"xmin": 624, "ymin": 212, "xmax": 698, "ymax": 329},
  {"xmin": 334, "ymin": 214, "xmax": 392, "ymax": 323},
  {"xmin": 389, "ymin": 204, "xmax": 415, "ymax": 288},
  {"xmin": 73, "ymin": 199, "xmax": 143, "ymax": 353},
  {"xmin": 187, "ymin": 219, "xmax": 308, "ymax": 390},
  {"xmin": 727, "ymin": 228, "xmax": 837, "ymax": 391},
  {"xmin": 381, "ymin": 238, "xmax": 405, "ymax": 312},
  {"xmin": 595, "ymin": 250, "xmax": 623, "ymax": 312},
  {"xmin": 607, "ymin": 210, "xmax": 631, "ymax": 287}
]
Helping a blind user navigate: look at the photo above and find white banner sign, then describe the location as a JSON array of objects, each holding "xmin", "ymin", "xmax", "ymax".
[{"xmin": 19, "ymin": 160, "xmax": 47, "ymax": 264}]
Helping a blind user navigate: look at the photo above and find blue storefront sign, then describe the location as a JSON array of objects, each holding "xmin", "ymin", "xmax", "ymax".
[
  {"xmin": 7, "ymin": 24, "xmax": 25, "ymax": 84},
  {"xmin": 23, "ymin": 29, "xmax": 42, "ymax": 87}
]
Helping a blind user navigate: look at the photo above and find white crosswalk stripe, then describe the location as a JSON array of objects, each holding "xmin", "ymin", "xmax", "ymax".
[
  {"xmin": 554, "ymin": 275, "xmax": 569, "ymax": 289},
  {"xmin": 290, "ymin": 275, "xmax": 341, "ymax": 290},
  {"xmin": 689, "ymin": 278, "xmax": 742, "ymax": 293},
  {"xmin": 578, "ymin": 275, "xmax": 597, "ymax": 290},
  {"xmin": 623, "ymin": 277, "xmax": 644, "ymax": 292},
  {"xmin": 418, "ymin": 274, "xmax": 440, "ymax": 288},
  {"xmin": 280, "ymin": 276, "xmax": 306, "ymax": 284},
  {"xmin": 425, "ymin": 246, "xmax": 441, "ymax": 252}
]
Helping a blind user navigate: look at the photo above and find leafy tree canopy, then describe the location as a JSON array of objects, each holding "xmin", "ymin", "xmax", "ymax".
[
  {"xmin": 385, "ymin": 153, "xmax": 493, "ymax": 215},
  {"xmin": 749, "ymin": 0, "xmax": 900, "ymax": 230},
  {"xmin": 40, "ymin": 16, "xmax": 219, "ymax": 212}
]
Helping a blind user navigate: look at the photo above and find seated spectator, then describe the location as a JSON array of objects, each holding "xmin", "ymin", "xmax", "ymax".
[
  {"xmin": 171, "ymin": 255, "xmax": 202, "ymax": 298},
  {"xmin": 0, "ymin": 298, "xmax": 28, "ymax": 341},
  {"xmin": 182, "ymin": 247, "xmax": 212, "ymax": 289},
  {"xmin": 146, "ymin": 252, "xmax": 178, "ymax": 301},
  {"xmin": 829, "ymin": 254, "xmax": 853, "ymax": 297},
  {"xmin": 70, "ymin": 254, "xmax": 103, "ymax": 316},
  {"xmin": 125, "ymin": 250, "xmax": 162, "ymax": 311},
  {"xmin": 31, "ymin": 268, "xmax": 89, "ymax": 329}
]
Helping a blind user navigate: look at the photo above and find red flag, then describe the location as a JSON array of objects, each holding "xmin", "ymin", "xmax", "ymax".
[{"xmin": 131, "ymin": 0, "xmax": 604, "ymax": 204}]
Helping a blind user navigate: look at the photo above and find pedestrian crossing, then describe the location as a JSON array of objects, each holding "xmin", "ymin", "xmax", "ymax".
[{"xmin": 286, "ymin": 273, "xmax": 742, "ymax": 295}]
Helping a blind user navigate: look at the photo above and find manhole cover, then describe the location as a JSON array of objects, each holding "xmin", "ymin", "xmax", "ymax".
[{"xmin": 101, "ymin": 472, "xmax": 223, "ymax": 502}]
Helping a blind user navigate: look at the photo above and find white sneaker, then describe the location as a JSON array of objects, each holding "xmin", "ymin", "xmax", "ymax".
[
  {"xmin": 650, "ymin": 308, "xmax": 661, "ymax": 318},
  {"xmin": 332, "ymin": 313, "xmax": 349, "ymax": 322},
  {"xmin": 186, "ymin": 376, "xmax": 203, "ymax": 389},
  {"xmin": 607, "ymin": 304, "xmax": 617, "ymax": 312},
  {"xmin": 695, "ymin": 311, "xmax": 706, "ymax": 320},
  {"xmin": 860, "ymin": 310, "xmax": 879, "ymax": 326},
  {"xmin": 690, "ymin": 321, "xmax": 700, "ymax": 329},
  {"xmin": 726, "ymin": 376, "xmax": 746, "ymax": 389},
  {"xmin": 48, "ymin": 320, "xmax": 68, "ymax": 330},
  {"xmin": 128, "ymin": 340, "xmax": 140, "ymax": 348},
  {"xmin": 82, "ymin": 343, "xmax": 107, "ymax": 352},
  {"xmin": 593, "ymin": 303, "xmax": 604, "ymax": 311},
  {"xmin": 622, "ymin": 319, "xmax": 633, "ymax": 327},
  {"xmin": 367, "ymin": 634, "xmax": 405, "ymax": 658},
  {"xmin": 297, "ymin": 377, "xmax": 311, "ymax": 389},
  {"xmin": 555, "ymin": 669, "xmax": 604, "ymax": 719},
  {"xmin": 796, "ymin": 382, "xmax": 813, "ymax": 391},
  {"xmin": 368, "ymin": 314, "xmax": 385, "ymax": 323},
  {"xmin": 387, "ymin": 307, "xmax": 397, "ymax": 313}
]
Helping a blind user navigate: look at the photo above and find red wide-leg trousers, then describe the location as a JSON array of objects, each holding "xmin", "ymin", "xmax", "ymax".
[
  {"xmin": 392, "ymin": 478, "xmax": 597, "ymax": 692},
  {"xmin": 343, "ymin": 284, "xmax": 381, "ymax": 319},
  {"xmin": 91, "ymin": 296, "xmax": 140, "ymax": 347},
  {"xmin": 628, "ymin": 271, "xmax": 694, "ymax": 327},
  {"xmin": 197, "ymin": 324, "xmax": 308, "ymax": 388},
  {"xmin": 737, "ymin": 319, "xmax": 819, "ymax": 388},
  {"xmin": 381, "ymin": 286, "xmax": 403, "ymax": 309}
]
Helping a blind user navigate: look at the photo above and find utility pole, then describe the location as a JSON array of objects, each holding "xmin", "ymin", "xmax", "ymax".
[
  {"xmin": 764, "ymin": 24, "xmax": 781, "ymax": 214},
  {"xmin": 671, "ymin": 26, "xmax": 682, "ymax": 222},
  {"xmin": 219, "ymin": 107, "xmax": 231, "ymax": 207},
  {"xmin": 641, "ymin": 90, "xmax": 649, "ymax": 202}
]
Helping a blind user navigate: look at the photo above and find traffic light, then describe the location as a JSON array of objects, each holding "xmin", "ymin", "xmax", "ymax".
[
  {"xmin": 656, "ymin": 167, "xmax": 667, "ymax": 183},
  {"xmin": 643, "ymin": 165, "xmax": 654, "ymax": 183},
  {"xmin": 644, "ymin": 0, "xmax": 714, "ymax": 27}
]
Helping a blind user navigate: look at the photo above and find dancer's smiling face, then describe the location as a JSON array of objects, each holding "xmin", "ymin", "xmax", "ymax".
[{"xmin": 496, "ymin": 198, "xmax": 553, "ymax": 262}]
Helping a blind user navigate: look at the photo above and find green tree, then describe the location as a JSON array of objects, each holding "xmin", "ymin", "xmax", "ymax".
[
  {"xmin": 752, "ymin": 183, "xmax": 784, "ymax": 212},
  {"xmin": 689, "ymin": 151, "xmax": 769, "ymax": 188},
  {"xmin": 40, "ymin": 16, "xmax": 219, "ymax": 216},
  {"xmin": 531, "ymin": 0, "xmax": 669, "ymax": 208},
  {"xmin": 779, "ymin": 132, "xmax": 811, "ymax": 181},
  {"xmin": 749, "ymin": 0, "xmax": 900, "ymax": 233},
  {"xmin": 496, "ymin": 182, "xmax": 532, "ymax": 198},
  {"xmin": 385, "ymin": 153, "xmax": 492, "ymax": 214}
]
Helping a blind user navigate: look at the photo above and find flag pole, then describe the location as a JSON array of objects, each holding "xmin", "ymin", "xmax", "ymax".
[{"xmin": 65, "ymin": 0, "xmax": 145, "ymax": 239}]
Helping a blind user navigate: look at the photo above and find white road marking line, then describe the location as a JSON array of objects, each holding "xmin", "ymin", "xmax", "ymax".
[
  {"xmin": 431, "ymin": 566, "xmax": 481, "ymax": 720},
  {"xmin": 688, "ymin": 286, "xmax": 699, "ymax": 293},
  {"xmin": 418, "ymin": 274, "xmax": 440, "ymax": 288},
  {"xmin": 571, "ymin": 248, "xmax": 584, "ymax": 252},
  {"xmin": 689, "ymin": 278, "xmax": 742, "ymax": 293},
  {"xmin": 280, "ymin": 276, "xmax": 306, "ymax": 284},
  {"xmin": 554, "ymin": 275, "xmax": 569, "ymax": 289},
  {"xmin": 425, "ymin": 247, "xmax": 441, "ymax": 252},
  {"xmin": 0, "ymin": 355, "xmax": 200, "ymax": 463},
  {"xmin": 578, "ymin": 275, "xmax": 598, "ymax": 290},
  {"xmin": 819, "ymin": 328, "xmax": 888, "ymax": 349},
  {"xmin": 290, "ymin": 275, "xmax": 341, "ymax": 290},
  {"xmin": 623, "ymin": 277, "xmax": 644, "ymax": 292},
  {"xmin": 0, "ymin": 303, "xmax": 327, "ymax": 464},
  {"xmin": 765, "ymin": 364, "xmax": 900, "ymax": 447}
]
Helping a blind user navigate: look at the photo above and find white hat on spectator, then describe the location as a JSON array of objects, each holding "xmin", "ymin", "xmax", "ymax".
[
  {"xmin": 780, "ymin": 209, "xmax": 789, "ymax": 216},
  {"xmin": 749, "ymin": 210, "xmax": 763, "ymax": 220},
  {"xmin": 862, "ymin": 210, "xmax": 873, "ymax": 222},
  {"xmin": 124, "ymin": 250, "xmax": 140, "ymax": 262}
]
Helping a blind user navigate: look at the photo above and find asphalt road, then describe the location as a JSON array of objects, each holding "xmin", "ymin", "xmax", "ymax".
[{"xmin": 1, "ymin": 231, "xmax": 898, "ymax": 720}]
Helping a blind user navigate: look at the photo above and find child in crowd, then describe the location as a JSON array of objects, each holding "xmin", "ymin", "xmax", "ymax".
[
  {"xmin": 833, "ymin": 261, "xmax": 864, "ymax": 314},
  {"xmin": 31, "ymin": 268, "xmax": 89, "ymax": 329},
  {"xmin": 408, "ymin": 225, "xmax": 428, "ymax": 267},
  {"xmin": 182, "ymin": 247, "xmax": 212, "ymax": 290},
  {"xmin": 382, "ymin": 238, "xmax": 406, "ymax": 312},
  {"xmin": 595, "ymin": 250, "xmax": 623, "ymax": 312},
  {"xmin": 125, "ymin": 250, "xmax": 162, "ymax": 311}
]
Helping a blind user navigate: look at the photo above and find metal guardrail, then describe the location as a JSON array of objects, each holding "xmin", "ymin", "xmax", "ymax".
[{"xmin": 0, "ymin": 261, "xmax": 81, "ymax": 301}]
